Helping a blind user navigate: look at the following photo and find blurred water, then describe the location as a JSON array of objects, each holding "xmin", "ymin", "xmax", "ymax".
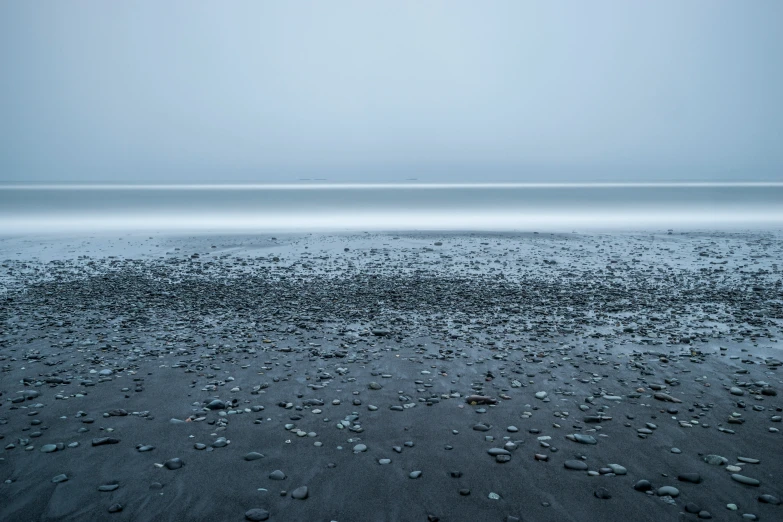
[{"xmin": 0, "ymin": 183, "xmax": 781, "ymax": 233}]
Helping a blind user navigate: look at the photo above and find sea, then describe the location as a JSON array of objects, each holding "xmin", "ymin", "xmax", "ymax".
[{"xmin": 1, "ymin": 182, "xmax": 781, "ymax": 233}]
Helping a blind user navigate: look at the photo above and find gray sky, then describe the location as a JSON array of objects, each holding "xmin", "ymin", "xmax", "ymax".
[{"xmin": 1, "ymin": 1, "xmax": 781, "ymax": 182}]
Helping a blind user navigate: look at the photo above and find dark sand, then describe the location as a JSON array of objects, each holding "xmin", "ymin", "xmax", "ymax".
[{"xmin": 1, "ymin": 230, "xmax": 781, "ymax": 521}]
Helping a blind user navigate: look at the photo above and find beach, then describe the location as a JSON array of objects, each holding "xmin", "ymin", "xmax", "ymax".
[{"xmin": 1, "ymin": 230, "xmax": 781, "ymax": 521}]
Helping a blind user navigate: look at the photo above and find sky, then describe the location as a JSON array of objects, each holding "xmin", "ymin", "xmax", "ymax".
[{"xmin": 1, "ymin": 1, "xmax": 781, "ymax": 183}]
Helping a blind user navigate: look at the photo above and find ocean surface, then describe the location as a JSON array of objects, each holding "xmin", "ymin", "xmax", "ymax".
[{"xmin": 1, "ymin": 182, "xmax": 782, "ymax": 233}]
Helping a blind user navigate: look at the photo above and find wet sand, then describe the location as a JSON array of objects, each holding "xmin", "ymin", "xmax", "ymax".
[{"xmin": 1, "ymin": 230, "xmax": 781, "ymax": 521}]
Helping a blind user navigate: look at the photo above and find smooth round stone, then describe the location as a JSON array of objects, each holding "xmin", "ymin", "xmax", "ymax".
[
  {"xmin": 137, "ymin": 445, "xmax": 154, "ymax": 452},
  {"xmin": 164, "ymin": 458, "xmax": 184, "ymax": 470},
  {"xmin": 194, "ymin": 443, "xmax": 206, "ymax": 450},
  {"xmin": 98, "ymin": 484, "xmax": 120, "ymax": 492},
  {"xmin": 378, "ymin": 459, "xmax": 391, "ymax": 465},
  {"xmin": 564, "ymin": 460, "xmax": 588, "ymax": 471},
  {"xmin": 608, "ymin": 464, "xmax": 627, "ymax": 475},
  {"xmin": 488, "ymin": 492, "xmax": 500, "ymax": 500},
  {"xmin": 657, "ymin": 486, "xmax": 680, "ymax": 497},
  {"xmin": 571, "ymin": 433, "xmax": 597, "ymax": 445},
  {"xmin": 487, "ymin": 448, "xmax": 511, "ymax": 456},
  {"xmin": 245, "ymin": 508, "xmax": 270, "ymax": 521},
  {"xmin": 685, "ymin": 503, "xmax": 701, "ymax": 514},
  {"xmin": 698, "ymin": 511, "xmax": 712, "ymax": 519},
  {"xmin": 353, "ymin": 444, "xmax": 367, "ymax": 453},
  {"xmin": 41, "ymin": 444, "xmax": 57, "ymax": 453},
  {"xmin": 507, "ymin": 426, "xmax": 519, "ymax": 432},
  {"xmin": 594, "ymin": 488, "xmax": 611, "ymax": 499},
  {"xmin": 727, "ymin": 465, "xmax": 742, "ymax": 472},
  {"xmin": 52, "ymin": 474, "xmax": 68, "ymax": 483},
  {"xmin": 678, "ymin": 473, "xmax": 702, "ymax": 484},
  {"xmin": 269, "ymin": 470, "xmax": 286, "ymax": 480},
  {"xmin": 671, "ymin": 448, "xmax": 682, "ymax": 454},
  {"xmin": 459, "ymin": 489, "xmax": 470, "ymax": 496},
  {"xmin": 758, "ymin": 494, "xmax": 781, "ymax": 505},
  {"xmin": 727, "ymin": 504, "xmax": 738, "ymax": 510},
  {"xmin": 291, "ymin": 486, "xmax": 308, "ymax": 500},
  {"xmin": 731, "ymin": 474, "xmax": 760, "ymax": 486},
  {"xmin": 409, "ymin": 471, "xmax": 422, "ymax": 479},
  {"xmin": 496, "ymin": 455, "xmax": 511, "ymax": 463},
  {"xmin": 108, "ymin": 503, "xmax": 123, "ymax": 513},
  {"xmin": 704, "ymin": 455, "xmax": 728, "ymax": 466},
  {"xmin": 730, "ymin": 387, "xmax": 744, "ymax": 396},
  {"xmin": 244, "ymin": 452, "xmax": 264, "ymax": 461},
  {"xmin": 535, "ymin": 391, "xmax": 548, "ymax": 399}
]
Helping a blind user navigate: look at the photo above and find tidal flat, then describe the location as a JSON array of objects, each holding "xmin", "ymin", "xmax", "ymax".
[{"xmin": 1, "ymin": 230, "xmax": 781, "ymax": 521}]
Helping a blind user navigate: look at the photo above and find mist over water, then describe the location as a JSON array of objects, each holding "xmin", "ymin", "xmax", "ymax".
[{"xmin": 1, "ymin": 183, "xmax": 781, "ymax": 233}]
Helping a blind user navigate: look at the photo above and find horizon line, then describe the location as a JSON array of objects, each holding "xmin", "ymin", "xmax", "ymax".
[{"xmin": 2, "ymin": 181, "xmax": 783, "ymax": 190}]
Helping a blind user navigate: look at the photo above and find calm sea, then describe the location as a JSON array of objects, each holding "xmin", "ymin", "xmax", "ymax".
[{"xmin": 0, "ymin": 183, "xmax": 781, "ymax": 233}]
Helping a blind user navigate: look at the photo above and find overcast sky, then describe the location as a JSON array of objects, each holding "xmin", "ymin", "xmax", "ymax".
[{"xmin": 1, "ymin": 1, "xmax": 781, "ymax": 182}]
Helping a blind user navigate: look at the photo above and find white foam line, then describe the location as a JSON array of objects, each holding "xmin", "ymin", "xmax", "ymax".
[
  {"xmin": 1, "ymin": 182, "xmax": 782, "ymax": 190},
  {"xmin": 2, "ymin": 210, "xmax": 782, "ymax": 233}
]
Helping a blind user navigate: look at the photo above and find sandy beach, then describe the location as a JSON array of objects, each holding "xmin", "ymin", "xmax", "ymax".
[{"xmin": 1, "ymin": 230, "xmax": 781, "ymax": 522}]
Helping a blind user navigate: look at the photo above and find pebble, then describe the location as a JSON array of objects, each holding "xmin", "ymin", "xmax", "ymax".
[
  {"xmin": 269, "ymin": 470, "xmax": 286, "ymax": 480},
  {"xmin": 731, "ymin": 474, "xmax": 761, "ymax": 486},
  {"xmin": 245, "ymin": 508, "xmax": 270, "ymax": 521},
  {"xmin": 409, "ymin": 471, "xmax": 422, "ymax": 479},
  {"xmin": 657, "ymin": 486, "xmax": 680, "ymax": 497},
  {"xmin": 564, "ymin": 460, "xmax": 588, "ymax": 471},
  {"xmin": 244, "ymin": 452, "xmax": 264, "ymax": 461},
  {"xmin": 291, "ymin": 486, "xmax": 308, "ymax": 499},
  {"xmin": 164, "ymin": 458, "xmax": 184, "ymax": 470}
]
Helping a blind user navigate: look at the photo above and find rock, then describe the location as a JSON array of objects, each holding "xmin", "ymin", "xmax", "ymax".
[
  {"xmin": 99, "ymin": 484, "xmax": 120, "ymax": 492},
  {"xmin": 207, "ymin": 399, "xmax": 227, "ymax": 410},
  {"xmin": 353, "ymin": 444, "xmax": 367, "ymax": 453},
  {"xmin": 368, "ymin": 382, "xmax": 382, "ymax": 390},
  {"xmin": 41, "ymin": 444, "xmax": 58, "ymax": 453},
  {"xmin": 678, "ymin": 473, "xmax": 702, "ymax": 484},
  {"xmin": 657, "ymin": 486, "xmax": 680, "ymax": 497},
  {"xmin": 92, "ymin": 437, "xmax": 120, "ymax": 446},
  {"xmin": 52, "ymin": 474, "xmax": 69, "ymax": 483},
  {"xmin": 703, "ymin": 455, "xmax": 728, "ymax": 466},
  {"xmin": 108, "ymin": 503, "xmax": 123, "ymax": 513},
  {"xmin": 465, "ymin": 395, "xmax": 498, "ymax": 405},
  {"xmin": 594, "ymin": 488, "xmax": 612, "ymax": 499},
  {"xmin": 164, "ymin": 458, "xmax": 184, "ymax": 470},
  {"xmin": 731, "ymin": 473, "xmax": 761, "ymax": 486},
  {"xmin": 608, "ymin": 464, "xmax": 627, "ymax": 475},
  {"xmin": 137, "ymin": 445, "xmax": 155, "ymax": 452},
  {"xmin": 758, "ymin": 494, "xmax": 781, "ymax": 505},
  {"xmin": 244, "ymin": 452, "xmax": 264, "ymax": 461},
  {"xmin": 564, "ymin": 460, "xmax": 588, "ymax": 471},
  {"xmin": 569, "ymin": 433, "xmax": 597, "ymax": 444},
  {"xmin": 409, "ymin": 471, "xmax": 422, "ymax": 479},
  {"xmin": 487, "ymin": 448, "xmax": 511, "ymax": 456},
  {"xmin": 535, "ymin": 391, "xmax": 548, "ymax": 399},
  {"xmin": 730, "ymin": 387, "xmax": 745, "ymax": 396},
  {"xmin": 291, "ymin": 486, "xmax": 308, "ymax": 499},
  {"xmin": 653, "ymin": 392, "xmax": 682, "ymax": 403},
  {"xmin": 269, "ymin": 470, "xmax": 286, "ymax": 480},
  {"xmin": 633, "ymin": 480, "xmax": 652, "ymax": 492},
  {"xmin": 245, "ymin": 508, "xmax": 270, "ymax": 521},
  {"xmin": 731, "ymin": 474, "xmax": 760, "ymax": 486}
]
